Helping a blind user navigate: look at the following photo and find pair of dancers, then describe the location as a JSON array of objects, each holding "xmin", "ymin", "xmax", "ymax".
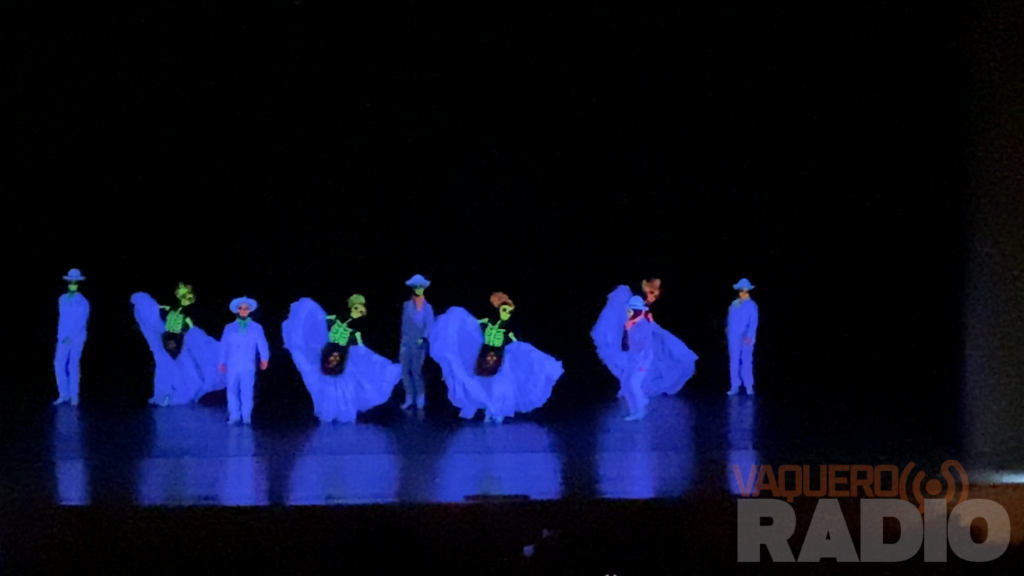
[
  {"xmin": 589, "ymin": 277, "xmax": 758, "ymax": 420},
  {"xmin": 131, "ymin": 286, "xmax": 268, "ymax": 424}
]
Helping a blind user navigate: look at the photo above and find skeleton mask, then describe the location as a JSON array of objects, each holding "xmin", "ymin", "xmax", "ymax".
[
  {"xmin": 347, "ymin": 294, "xmax": 367, "ymax": 318},
  {"xmin": 642, "ymin": 279, "xmax": 661, "ymax": 304},
  {"xmin": 175, "ymin": 283, "xmax": 195, "ymax": 306}
]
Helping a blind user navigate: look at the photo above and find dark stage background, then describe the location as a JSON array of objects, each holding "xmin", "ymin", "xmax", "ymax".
[{"xmin": 9, "ymin": 4, "xmax": 969, "ymax": 425}]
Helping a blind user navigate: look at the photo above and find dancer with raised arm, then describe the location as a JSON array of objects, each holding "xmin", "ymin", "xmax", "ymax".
[{"xmin": 591, "ymin": 284, "xmax": 698, "ymax": 420}]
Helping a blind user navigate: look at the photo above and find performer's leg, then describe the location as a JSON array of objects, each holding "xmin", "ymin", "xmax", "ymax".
[
  {"xmin": 413, "ymin": 343, "xmax": 426, "ymax": 408},
  {"xmin": 624, "ymin": 368, "xmax": 649, "ymax": 420},
  {"xmin": 68, "ymin": 342, "xmax": 84, "ymax": 405},
  {"xmin": 226, "ymin": 368, "xmax": 241, "ymax": 423},
  {"xmin": 240, "ymin": 369, "xmax": 255, "ymax": 424},
  {"xmin": 53, "ymin": 343, "xmax": 70, "ymax": 403},
  {"xmin": 741, "ymin": 344, "xmax": 755, "ymax": 393},
  {"xmin": 728, "ymin": 341, "xmax": 742, "ymax": 395},
  {"xmin": 399, "ymin": 346, "xmax": 415, "ymax": 409}
]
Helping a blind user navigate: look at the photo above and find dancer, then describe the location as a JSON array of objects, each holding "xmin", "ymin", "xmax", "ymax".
[
  {"xmin": 612, "ymin": 278, "xmax": 661, "ymax": 400},
  {"xmin": 282, "ymin": 294, "xmax": 401, "ymax": 423},
  {"xmin": 726, "ymin": 278, "xmax": 758, "ymax": 395},
  {"xmin": 591, "ymin": 284, "xmax": 698, "ymax": 420},
  {"xmin": 131, "ymin": 283, "xmax": 225, "ymax": 406},
  {"xmin": 218, "ymin": 297, "xmax": 269, "ymax": 424},
  {"xmin": 400, "ymin": 274, "xmax": 434, "ymax": 410},
  {"xmin": 54, "ymin": 269, "xmax": 89, "ymax": 406},
  {"xmin": 429, "ymin": 292, "xmax": 563, "ymax": 423},
  {"xmin": 475, "ymin": 292, "xmax": 518, "ymax": 376}
]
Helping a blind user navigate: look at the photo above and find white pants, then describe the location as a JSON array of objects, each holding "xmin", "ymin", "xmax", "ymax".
[
  {"xmin": 620, "ymin": 356, "xmax": 651, "ymax": 416},
  {"xmin": 54, "ymin": 340, "xmax": 85, "ymax": 400},
  {"xmin": 226, "ymin": 366, "xmax": 256, "ymax": 422}
]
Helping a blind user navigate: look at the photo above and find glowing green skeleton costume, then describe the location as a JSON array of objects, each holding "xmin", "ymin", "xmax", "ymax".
[
  {"xmin": 161, "ymin": 306, "xmax": 195, "ymax": 333},
  {"xmin": 326, "ymin": 315, "xmax": 363, "ymax": 346},
  {"xmin": 159, "ymin": 283, "xmax": 196, "ymax": 361},
  {"xmin": 475, "ymin": 296, "xmax": 517, "ymax": 377},
  {"xmin": 319, "ymin": 294, "xmax": 367, "ymax": 376},
  {"xmin": 481, "ymin": 317, "xmax": 516, "ymax": 347}
]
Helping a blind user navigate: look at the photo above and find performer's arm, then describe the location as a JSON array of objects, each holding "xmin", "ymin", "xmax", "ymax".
[
  {"xmin": 257, "ymin": 325, "xmax": 270, "ymax": 362},
  {"xmin": 218, "ymin": 327, "xmax": 229, "ymax": 366},
  {"xmin": 747, "ymin": 305, "xmax": 758, "ymax": 344},
  {"xmin": 424, "ymin": 304, "xmax": 435, "ymax": 338},
  {"xmin": 77, "ymin": 298, "xmax": 90, "ymax": 339},
  {"xmin": 355, "ymin": 331, "xmax": 363, "ymax": 346}
]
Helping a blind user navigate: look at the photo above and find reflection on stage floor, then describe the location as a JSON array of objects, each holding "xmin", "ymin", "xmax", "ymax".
[{"xmin": 3, "ymin": 391, "xmax": 1014, "ymax": 507}]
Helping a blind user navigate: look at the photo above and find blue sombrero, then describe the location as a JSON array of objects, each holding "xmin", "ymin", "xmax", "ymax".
[
  {"xmin": 733, "ymin": 278, "xmax": 755, "ymax": 291},
  {"xmin": 627, "ymin": 295, "xmax": 649, "ymax": 311},
  {"xmin": 405, "ymin": 274, "xmax": 430, "ymax": 288},
  {"xmin": 229, "ymin": 296, "xmax": 258, "ymax": 313},
  {"xmin": 63, "ymin": 268, "xmax": 85, "ymax": 281}
]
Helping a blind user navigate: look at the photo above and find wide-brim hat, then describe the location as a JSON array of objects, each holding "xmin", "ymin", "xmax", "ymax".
[
  {"xmin": 229, "ymin": 296, "xmax": 258, "ymax": 313},
  {"xmin": 405, "ymin": 274, "xmax": 430, "ymax": 288},
  {"xmin": 63, "ymin": 268, "xmax": 85, "ymax": 281},
  {"xmin": 627, "ymin": 296, "xmax": 649, "ymax": 311},
  {"xmin": 733, "ymin": 278, "xmax": 755, "ymax": 291}
]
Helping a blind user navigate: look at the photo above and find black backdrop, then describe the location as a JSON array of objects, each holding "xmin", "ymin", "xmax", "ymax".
[{"xmin": 9, "ymin": 4, "xmax": 968, "ymax": 420}]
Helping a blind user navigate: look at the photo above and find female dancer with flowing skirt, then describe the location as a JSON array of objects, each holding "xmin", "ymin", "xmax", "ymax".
[
  {"xmin": 131, "ymin": 283, "xmax": 225, "ymax": 405},
  {"xmin": 429, "ymin": 292, "xmax": 562, "ymax": 423},
  {"xmin": 591, "ymin": 286, "xmax": 698, "ymax": 420},
  {"xmin": 282, "ymin": 295, "xmax": 401, "ymax": 423}
]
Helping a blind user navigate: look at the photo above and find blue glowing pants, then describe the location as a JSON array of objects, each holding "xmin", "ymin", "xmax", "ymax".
[
  {"xmin": 728, "ymin": 340, "xmax": 755, "ymax": 392},
  {"xmin": 226, "ymin": 365, "xmax": 256, "ymax": 422},
  {"xmin": 620, "ymin": 365, "xmax": 650, "ymax": 416},
  {"xmin": 400, "ymin": 342, "xmax": 427, "ymax": 402},
  {"xmin": 54, "ymin": 340, "xmax": 84, "ymax": 401}
]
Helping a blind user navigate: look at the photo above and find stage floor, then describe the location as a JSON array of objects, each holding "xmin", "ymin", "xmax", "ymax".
[{"xmin": 4, "ymin": 390, "xmax": 1017, "ymax": 507}]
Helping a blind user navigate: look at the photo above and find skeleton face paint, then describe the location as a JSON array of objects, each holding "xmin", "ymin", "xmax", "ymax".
[
  {"xmin": 642, "ymin": 279, "xmax": 661, "ymax": 303},
  {"xmin": 350, "ymin": 304, "xmax": 366, "ymax": 318},
  {"xmin": 499, "ymin": 304, "xmax": 513, "ymax": 321}
]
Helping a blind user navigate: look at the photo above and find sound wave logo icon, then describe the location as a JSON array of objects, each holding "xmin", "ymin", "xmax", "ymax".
[{"xmin": 900, "ymin": 459, "xmax": 969, "ymax": 513}]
